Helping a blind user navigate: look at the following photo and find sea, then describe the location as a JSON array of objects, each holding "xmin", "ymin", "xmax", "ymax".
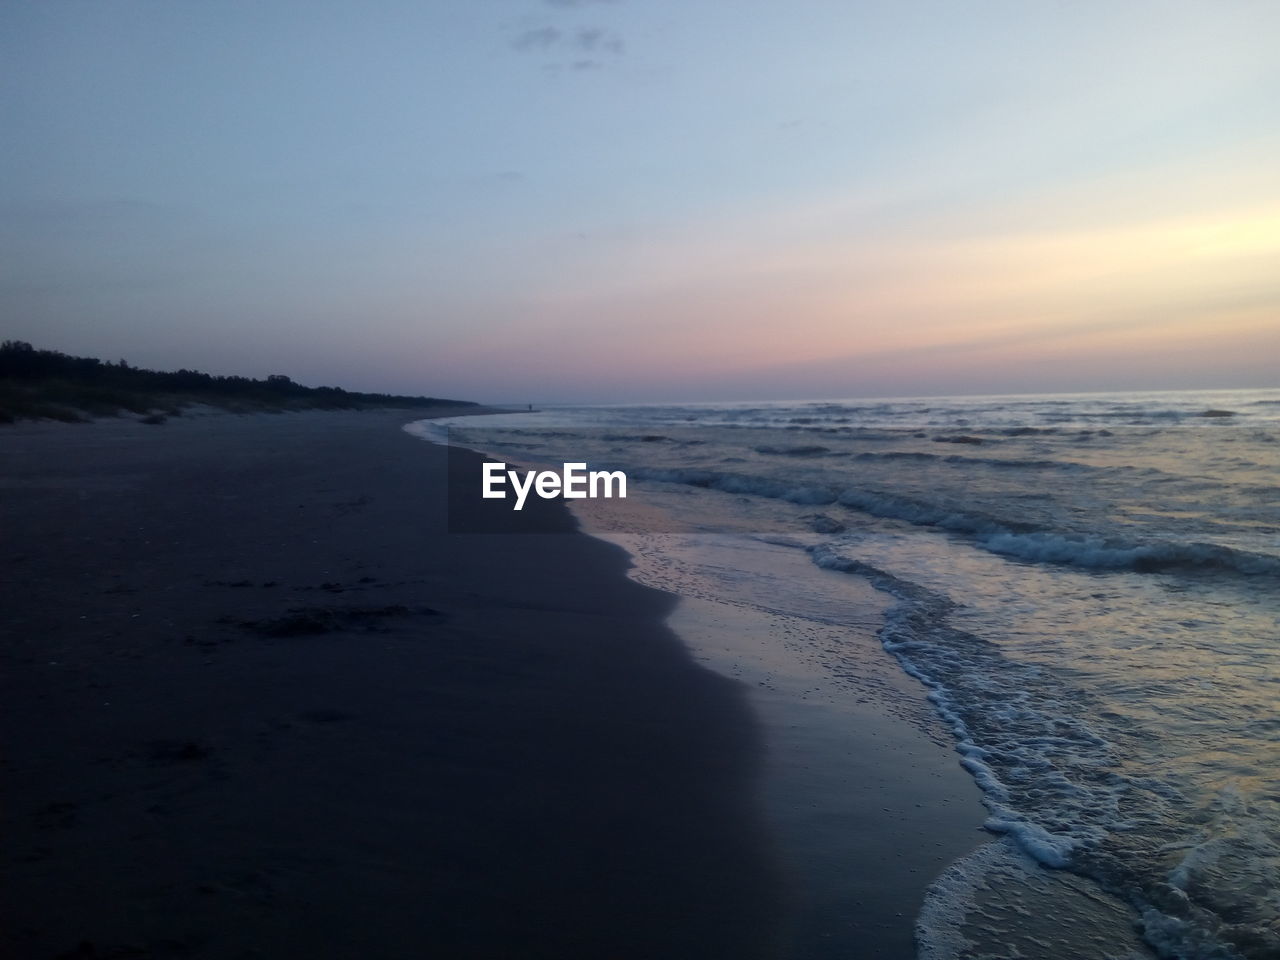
[{"xmin": 417, "ymin": 388, "xmax": 1280, "ymax": 960}]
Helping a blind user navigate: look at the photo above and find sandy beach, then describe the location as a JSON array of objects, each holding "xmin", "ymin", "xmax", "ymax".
[{"xmin": 2, "ymin": 409, "xmax": 979, "ymax": 959}]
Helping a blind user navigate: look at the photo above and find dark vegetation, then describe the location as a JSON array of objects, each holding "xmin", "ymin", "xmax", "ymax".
[{"xmin": 0, "ymin": 341, "xmax": 475, "ymax": 423}]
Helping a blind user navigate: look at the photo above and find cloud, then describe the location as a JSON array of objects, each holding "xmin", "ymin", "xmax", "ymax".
[
  {"xmin": 512, "ymin": 26, "xmax": 562, "ymax": 51},
  {"xmin": 576, "ymin": 27, "xmax": 623, "ymax": 55},
  {"xmin": 510, "ymin": 0, "xmax": 626, "ymax": 69},
  {"xmin": 512, "ymin": 24, "xmax": 623, "ymax": 59}
]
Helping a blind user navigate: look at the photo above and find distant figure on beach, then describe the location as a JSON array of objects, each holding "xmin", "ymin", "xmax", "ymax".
[{"xmin": 528, "ymin": 403, "xmax": 533, "ymax": 411}]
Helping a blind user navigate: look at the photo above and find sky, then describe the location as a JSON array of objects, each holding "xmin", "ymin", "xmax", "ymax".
[{"xmin": 2, "ymin": 0, "xmax": 1278, "ymax": 403}]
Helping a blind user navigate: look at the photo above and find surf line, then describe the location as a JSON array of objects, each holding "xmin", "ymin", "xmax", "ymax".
[{"xmin": 482, "ymin": 462, "xmax": 627, "ymax": 511}]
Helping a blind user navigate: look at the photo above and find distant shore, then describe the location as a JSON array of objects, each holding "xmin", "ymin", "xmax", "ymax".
[{"xmin": 0, "ymin": 340, "xmax": 479, "ymax": 424}]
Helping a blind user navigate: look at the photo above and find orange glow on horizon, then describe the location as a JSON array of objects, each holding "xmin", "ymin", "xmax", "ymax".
[{"xmin": 434, "ymin": 204, "xmax": 1279, "ymax": 389}]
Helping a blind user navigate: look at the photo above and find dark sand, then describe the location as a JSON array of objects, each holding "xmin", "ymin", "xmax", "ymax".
[
  {"xmin": 1, "ymin": 410, "xmax": 781, "ymax": 959},
  {"xmin": 2, "ymin": 409, "xmax": 986, "ymax": 960}
]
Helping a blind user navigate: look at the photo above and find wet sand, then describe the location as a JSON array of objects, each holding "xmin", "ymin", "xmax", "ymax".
[{"xmin": 594, "ymin": 532, "xmax": 987, "ymax": 958}]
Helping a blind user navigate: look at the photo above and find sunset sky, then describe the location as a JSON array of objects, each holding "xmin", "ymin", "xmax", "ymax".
[{"xmin": 3, "ymin": 0, "xmax": 1277, "ymax": 402}]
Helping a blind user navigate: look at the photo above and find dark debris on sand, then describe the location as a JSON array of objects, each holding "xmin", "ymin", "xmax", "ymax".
[
  {"xmin": 56, "ymin": 941, "xmax": 154, "ymax": 959},
  {"xmin": 234, "ymin": 604, "xmax": 438, "ymax": 638},
  {"xmin": 148, "ymin": 740, "xmax": 212, "ymax": 764}
]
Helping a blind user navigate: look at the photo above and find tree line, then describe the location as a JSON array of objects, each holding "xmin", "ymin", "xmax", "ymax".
[{"xmin": 0, "ymin": 340, "xmax": 474, "ymax": 422}]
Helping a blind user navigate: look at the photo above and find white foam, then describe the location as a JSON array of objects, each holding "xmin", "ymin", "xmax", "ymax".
[{"xmin": 915, "ymin": 841, "xmax": 1008, "ymax": 960}]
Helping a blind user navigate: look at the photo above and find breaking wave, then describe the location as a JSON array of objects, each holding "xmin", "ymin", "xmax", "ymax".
[{"xmin": 630, "ymin": 466, "xmax": 1280, "ymax": 578}]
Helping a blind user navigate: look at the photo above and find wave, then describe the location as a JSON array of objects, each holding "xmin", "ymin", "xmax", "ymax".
[
  {"xmin": 809, "ymin": 546, "xmax": 1123, "ymax": 870},
  {"xmin": 811, "ymin": 544, "xmax": 1270, "ymax": 959},
  {"xmin": 634, "ymin": 467, "xmax": 838, "ymax": 506},
  {"xmin": 851, "ymin": 450, "xmax": 1085, "ymax": 472},
  {"xmin": 853, "ymin": 450, "xmax": 943, "ymax": 463},
  {"xmin": 600, "ymin": 433, "xmax": 677, "ymax": 443},
  {"xmin": 754, "ymin": 444, "xmax": 831, "ymax": 457},
  {"xmin": 943, "ymin": 454, "xmax": 1075, "ymax": 470},
  {"xmin": 631, "ymin": 466, "xmax": 1280, "ymax": 578},
  {"xmin": 981, "ymin": 531, "xmax": 1280, "ymax": 575},
  {"xmin": 1091, "ymin": 408, "xmax": 1185, "ymax": 420}
]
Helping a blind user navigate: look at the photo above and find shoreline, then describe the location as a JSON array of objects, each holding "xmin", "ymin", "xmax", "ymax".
[
  {"xmin": 3, "ymin": 407, "xmax": 988, "ymax": 959},
  {"xmin": 427, "ymin": 409, "xmax": 990, "ymax": 955},
  {"xmin": 1, "ymin": 409, "xmax": 780, "ymax": 958},
  {"xmin": 588, "ymin": 531, "xmax": 988, "ymax": 958}
]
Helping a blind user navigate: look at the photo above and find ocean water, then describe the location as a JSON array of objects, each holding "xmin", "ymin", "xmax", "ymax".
[{"xmin": 424, "ymin": 389, "xmax": 1280, "ymax": 960}]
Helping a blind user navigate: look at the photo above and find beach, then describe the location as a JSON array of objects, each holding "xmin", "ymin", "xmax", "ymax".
[
  {"xmin": 1, "ymin": 408, "xmax": 980, "ymax": 959},
  {"xmin": 7, "ymin": 2, "xmax": 1276, "ymax": 956}
]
